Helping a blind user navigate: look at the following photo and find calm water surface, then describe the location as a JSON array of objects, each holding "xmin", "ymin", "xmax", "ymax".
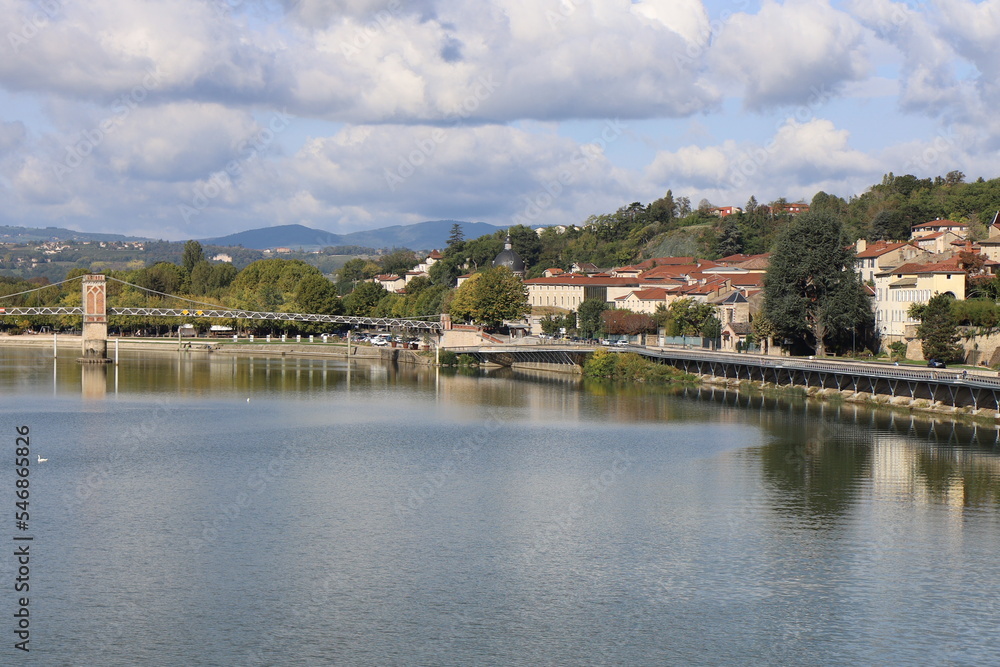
[{"xmin": 1, "ymin": 348, "xmax": 999, "ymax": 666}]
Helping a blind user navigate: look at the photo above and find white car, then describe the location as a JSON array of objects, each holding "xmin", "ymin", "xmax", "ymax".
[
  {"xmin": 371, "ymin": 337, "xmax": 389, "ymax": 347},
  {"xmin": 614, "ymin": 339, "xmax": 629, "ymax": 347}
]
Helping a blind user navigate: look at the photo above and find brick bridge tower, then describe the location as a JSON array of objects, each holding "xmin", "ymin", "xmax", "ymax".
[{"xmin": 81, "ymin": 274, "xmax": 109, "ymax": 362}]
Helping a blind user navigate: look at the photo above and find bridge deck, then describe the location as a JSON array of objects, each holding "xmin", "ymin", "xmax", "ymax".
[
  {"xmin": 0, "ymin": 306, "xmax": 442, "ymax": 331},
  {"xmin": 455, "ymin": 344, "xmax": 1000, "ymax": 411}
]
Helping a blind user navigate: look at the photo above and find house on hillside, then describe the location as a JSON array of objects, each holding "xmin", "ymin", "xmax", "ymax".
[
  {"xmin": 374, "ymin": 274, "xmax": 405, "ymax": 292},
  {"xmin": 854, "ymin": 239, "xmax": 924, "ymax": 283},
  {"xmin": 710, "ymin": 206, "xmax": 742, "ymax": 217},
  {"xmin": 911, "ymin": 219, "xmax": 968, "ymax": 238}
]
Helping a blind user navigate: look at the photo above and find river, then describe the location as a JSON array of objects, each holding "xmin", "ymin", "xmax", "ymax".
[{"xmin": 1, "ymin": 348, "xmax": 999, "ymax": 665}]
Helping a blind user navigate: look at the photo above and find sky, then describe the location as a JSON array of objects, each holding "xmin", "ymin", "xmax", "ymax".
[{"xmin": 0, "ymin": 0, "xmax": 997, "ymax": 241}]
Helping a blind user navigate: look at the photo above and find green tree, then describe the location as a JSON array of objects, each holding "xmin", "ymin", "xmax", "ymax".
[
  {"xmin": 911, "ymin": 293, "xmax": 965, "ymax": 363},
  {"xmin": 447, "ymin": 223, "xmax": 465, "ymax": 248},
  {"xmin": 506, "ymin": 225, "xmax": 543, "ymax": 268},
  {"xmin": 449, "ymin": 267, "xmax": 529, "ymax": 328},
  {"xmin": 763, "ymin": 211, "xmax": 871, "ymax": 356},
  {"xmin": 656, "ymin": 298, "xmax": 715, "ymax": 337},
  {"xmin": 869, "ymin": 210, "xmax": 909, "ymax": 241},
  {"xmin": 336, "ymin": 258, "xmax": 381, "ymax": 295},
  {"xmin": 700, "ymin": 314, "xmax": 722, "ymax": 341},
  {"xmin": 577, "ymin": 299, "xmax": 609, "ymax": 339},
  {"xmin": 295, "ymin": 275, "xmax": 343, "ymax": 315},
  {"xmin": 227, "ymin": 259, "xmax": 324, "ymax": 312},
  {"xmin": 379, "ymin": 250, "xmax": 419, "ymax": 277},
  {"xmin": 181, "ymin": 240, "xmax": 205, "ymax": 273},
  {"xmin": 714, "ymin": 218, "xmax": 743, "ymax": 257},
  {"xmin": 343, "ymin": 281, "xmax": 388, "ymax": 316}
]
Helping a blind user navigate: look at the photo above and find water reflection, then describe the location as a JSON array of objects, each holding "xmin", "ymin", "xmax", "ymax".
[
  {"xmin": 6, "ymin": 348, "xmax": 1000, "ymax": 523},
  {"xmin": 1, "ymin": 347, "xmax": 999, "ymax": 664}
]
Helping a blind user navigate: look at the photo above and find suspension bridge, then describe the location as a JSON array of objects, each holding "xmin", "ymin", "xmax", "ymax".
[{"xmin": 0, "ymin": 274, "xmax": 442, "ymax": 360}]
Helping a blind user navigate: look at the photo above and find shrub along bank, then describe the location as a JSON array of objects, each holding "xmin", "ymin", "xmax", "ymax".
[{"xmin": 583, "ymin": 349, "xmax": 697, "ymax": 384}]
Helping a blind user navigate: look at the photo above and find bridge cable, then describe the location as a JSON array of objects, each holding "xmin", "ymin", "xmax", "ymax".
[
  {"xmin": 106, "ymin": 276, "xmax": 441, "ymax": 323},
  {"xmin": 0, "ymin": 275, "xmax": 86, "ymax": 302},
  {"xmin": 106, "ymin": 277, "xmax": 240, "ymax": 312}
]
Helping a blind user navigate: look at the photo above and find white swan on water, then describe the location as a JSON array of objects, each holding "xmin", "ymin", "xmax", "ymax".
[{"xmin": 37, "ymin": 455, "xmax": 47, "ymax": 463}]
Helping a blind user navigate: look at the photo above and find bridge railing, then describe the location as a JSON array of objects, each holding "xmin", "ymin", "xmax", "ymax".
[{"xmin": 0, "ymin": 306, "xmax": 442, "ymax": 331}]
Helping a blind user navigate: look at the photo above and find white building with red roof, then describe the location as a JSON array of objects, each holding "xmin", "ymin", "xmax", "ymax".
[{"xmin": 911, "ymin": 218, "xmax": 968, "ymax": 235}]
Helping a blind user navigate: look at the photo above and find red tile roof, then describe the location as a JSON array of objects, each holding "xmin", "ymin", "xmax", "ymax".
[
  {"xmin": 728, "ymin": 273, "xmax": 765, "ymax": 287},
  {"xmin": 856, "ymin": 241, "xmax": 916, "ymax": 259},
  {"xmin": 912, "ymin": 219, "xmax": 967, "ymax": 229},
  {"xmin": 523, "ymin": 275, "xmax": 642, "ymax": 287}
]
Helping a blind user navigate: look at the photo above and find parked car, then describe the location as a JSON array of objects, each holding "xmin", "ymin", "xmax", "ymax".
[
  {"xmin": 614, "ymin": 339, "xmax": 629, "ymax": 347},
  {"xmin": 927, "ymin": 359, "xmax": 946, "ymax": 368},
  {"xmin": 371, "ymin": 337, "xmax": 389, "ymax": 347}
]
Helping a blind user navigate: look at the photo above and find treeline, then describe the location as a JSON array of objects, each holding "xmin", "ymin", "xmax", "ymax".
[
  {"xmin": 705, "ymin": 172, "xmax": 1000, "ymax": 260},
  {"xmin": 0, "ymin": 240, "xmax": 460, "ymax": 334}
]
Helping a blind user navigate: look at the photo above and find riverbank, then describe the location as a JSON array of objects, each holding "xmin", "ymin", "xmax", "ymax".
[{"xmin": 0, "ymin": 334, "xmax": 440, "ymax": 366}]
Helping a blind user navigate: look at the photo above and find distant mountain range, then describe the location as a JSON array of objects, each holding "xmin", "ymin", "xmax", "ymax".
[
  {"xmin": 0, "ymin": 225, "xmax": 135, "ymax": 243},
  {"xmin": 0, "ymin": 219, "xmax": 510, "ymax": 253},
  {"xmin": 200, "ymin": 220, "xmax": 505, "ymax": 251}
]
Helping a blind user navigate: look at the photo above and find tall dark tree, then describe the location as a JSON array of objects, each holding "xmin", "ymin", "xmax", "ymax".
[
  {"xmin": 577, "ymin": 299, "xmax": 608, "ymax": 339},
  {"xmin": 181, "ymin": 240, "xmax": 205, "ymax": 273},
  {"xmin": 506, "ymin": 225, "xmax": 542, "ymax": 269},
  {"xmin": 715, "ymin": 218, "xmax": 743, "ymax": 257},
  {"xmin": 869, "ymin": 210, "xmax": 909, "ymax": 241},
  {"xmin": 911, "ymin": 293, "xmax": 965, "ymax": 363},
  {"xmin": 447, "ymin": 223, "xmax": 465, "ymax": 248},
  {"xmin": 763, "ymin": 211, "xmax": 872, "ymax": 356}
]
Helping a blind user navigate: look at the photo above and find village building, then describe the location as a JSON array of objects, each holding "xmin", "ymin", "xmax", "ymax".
[
  {"xmin": 910, "ymin": 219, "xmax": 969, "ymax": 238},
  {"xmin": 374, "ymin": 274, "xmax": 405, "ymax": 292},
  {"xmin": 854, "ymin": 240, "xmax": 925, "ymax": 283}
]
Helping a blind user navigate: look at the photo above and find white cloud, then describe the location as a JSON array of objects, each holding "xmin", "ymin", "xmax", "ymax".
[
  {"xmin": 711, "ymin": 0, "xmax": 869, "ymax": 109},
  {"xmin": 0, "ymin": 0, "xmax": 998, "ymax": 239},
  {"xmin": 643, "ymin": 118, "xmax": 881, "ymax": 205}
]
